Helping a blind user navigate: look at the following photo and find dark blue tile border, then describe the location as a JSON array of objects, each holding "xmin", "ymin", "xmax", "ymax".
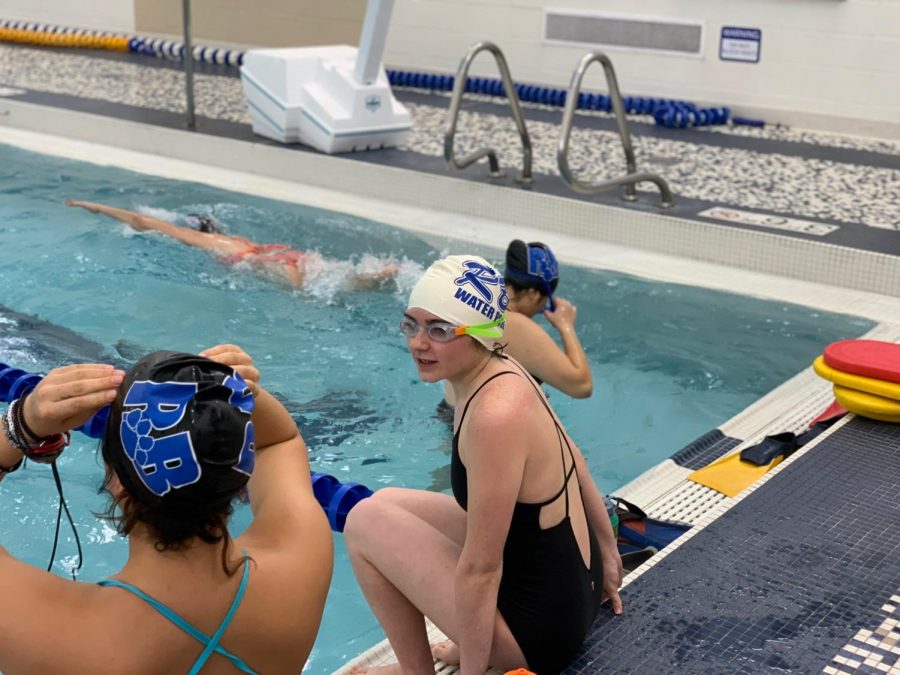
[{"xmin": 568, "ymin": 417, "xmax": 900, "ymax": 673}]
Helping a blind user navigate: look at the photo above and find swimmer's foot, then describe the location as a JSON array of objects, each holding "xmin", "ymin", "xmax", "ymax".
[
  {"xmin": 431, "ymin": 640, "xmax": 460, "ymax": 665},
  {"xmin": 348, "ymin": 664, "xmax": 405, "ymax": 674}
]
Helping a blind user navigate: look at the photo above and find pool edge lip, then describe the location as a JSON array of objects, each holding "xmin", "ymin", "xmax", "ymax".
[{"xmin": 1, "ymin": 98, "xmax": 899, "ymax": 324}]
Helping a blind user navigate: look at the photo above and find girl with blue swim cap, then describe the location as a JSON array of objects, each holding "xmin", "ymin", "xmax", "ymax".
[
  {"xmin": 0, "ymin": 345, "xmax": 332, "ymax": 673},
  {"xmin": 436, "ymin": 241, "xmax": 593, "ymax": 419},
  {"xmin": 345, "ymin": 255, "xmax": 622, "ymax": 675},
  {"xmin": 502, "ymin": 239, "xmax": 593, "ymax": 398}
]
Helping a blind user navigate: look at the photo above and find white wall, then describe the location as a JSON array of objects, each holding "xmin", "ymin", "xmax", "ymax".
[
  {"xmin": 384, "ymin": 0, "xmax": 900, "ymax": 136},
  {"xmin": 0, "ymin": 0, "xmax": 135, "ymax": 32}
]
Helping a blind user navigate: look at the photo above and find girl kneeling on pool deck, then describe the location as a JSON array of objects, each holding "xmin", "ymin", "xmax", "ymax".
[
  {"xmin": 0, "ymin": 345, "xmax": 332, "ymax": 673},
  {"xmin": 345, "ymin": 256, "xmax": 623, "ymax": 675}
]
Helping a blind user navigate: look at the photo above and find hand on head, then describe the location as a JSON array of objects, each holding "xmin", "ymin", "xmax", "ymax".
[
  {"xmin": 543, "ymin": 297, "xmax": 577, "ymax": 329},
  {"xmin": 200, "ymin": 344, "xmax": 261, "ymax": 396},
  {"xmin": 19, "ymin": 344, "xmax": 258, "ymax": 440},
  {"xmin": 23, "ymin": 364, "xmax": 125, "ymax": 439}
]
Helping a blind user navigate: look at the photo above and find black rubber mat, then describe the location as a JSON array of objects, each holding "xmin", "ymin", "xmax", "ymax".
[
  {"xmin": 568, "ymin": 417, "xmax": 900, "ymax": 674},
  {"xmin": 669, "ymin": 428, "xmax": 743, "ymax": 470}
]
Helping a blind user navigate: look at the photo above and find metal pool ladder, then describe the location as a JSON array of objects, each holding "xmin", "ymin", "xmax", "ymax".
[
  {"xmin": 444, "ymin": 41, "xmax": 533, "ymax": 184},
  {"xmin": 558, "ymin": 51, "xmax": 674, "ymax": 207}
]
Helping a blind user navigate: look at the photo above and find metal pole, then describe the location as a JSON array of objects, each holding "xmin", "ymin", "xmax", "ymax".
[
  {"xmin": 182, "ymin": 0, "xmax": 196, "ymax": 129},
  {"xmin": 354, "ymin": 0, "xmax": 395, "ymax": 86}
]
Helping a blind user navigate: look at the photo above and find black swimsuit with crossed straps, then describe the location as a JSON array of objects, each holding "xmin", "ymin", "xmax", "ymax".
[{"xmin": 450, "ymin": 365, "xmax": 604, "ymax": 674}]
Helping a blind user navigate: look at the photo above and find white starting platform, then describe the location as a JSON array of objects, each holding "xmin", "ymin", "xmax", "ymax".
[{"xmin": 240, "ymin": 0, "xmax": 411, "ymax": 154}]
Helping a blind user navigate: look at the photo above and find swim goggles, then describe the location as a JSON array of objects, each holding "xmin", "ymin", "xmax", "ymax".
[{"xmin": 400, "ymin": 314, "xmax": 506, "ymax": 343}]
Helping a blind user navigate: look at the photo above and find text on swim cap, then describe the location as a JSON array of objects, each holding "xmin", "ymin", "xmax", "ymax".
[
  {"xmin": 527, "ymin": 246, "xmax": 559, "ymax": 283},
  {"xmin": 223, "ymin": 373, "xmax": 256, "ymax": 476},
  {"xmin": 121, "ymin": 381, "xmax": 202, "ymax": 497},
  {"xmin": 454, "ymin": 288, "xmax": 499, "ymax": 320},
  {"xmin": 453, "ymin": 260, "xmax": 509, "ymax": 319},
  {"xmin": 120, "ymin": 375, "xmax": 256, "ymax": 496}
]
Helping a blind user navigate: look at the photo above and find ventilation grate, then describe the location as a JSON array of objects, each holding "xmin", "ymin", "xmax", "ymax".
[{"xmin": 545, "ymin": 11, "xmax": 703, "ymax": 54}]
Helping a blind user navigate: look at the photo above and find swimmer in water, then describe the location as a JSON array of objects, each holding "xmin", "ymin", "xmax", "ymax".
[{"xmin": 66, "ymin": 200, "xmax": 399, "ymax": 291}]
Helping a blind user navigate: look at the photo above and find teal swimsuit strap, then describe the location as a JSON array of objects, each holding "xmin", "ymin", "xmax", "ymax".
[{"xmin": 98, "ymin": 555, "xmax": 256, "ymax": 674}]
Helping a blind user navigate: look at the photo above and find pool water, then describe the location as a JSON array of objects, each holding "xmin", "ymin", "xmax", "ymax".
[{"xmin": 0, "ymin": 143, "xmax": 873, "ymax": 673}]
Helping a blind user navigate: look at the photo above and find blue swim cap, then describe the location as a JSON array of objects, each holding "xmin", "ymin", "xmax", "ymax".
[
  {"xmin": 104, "ymin": 351, "xmax": 255, "ymax": 502},
  {"xmin": 504, "ymin": 240, "xmax": 560, "ymax": 312}
]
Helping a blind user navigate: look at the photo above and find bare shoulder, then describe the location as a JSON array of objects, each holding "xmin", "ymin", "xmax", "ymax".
[
  {"xmin": 462, "ymin": 368, "xmax": 538, "ymax": 435},
  {"xmin": 0, "ymin": 551, "xmax": 124, "ymax": 672},
  {"xmin": 503, "ymin": 310, "xmax": 539, "ymax": 338}
]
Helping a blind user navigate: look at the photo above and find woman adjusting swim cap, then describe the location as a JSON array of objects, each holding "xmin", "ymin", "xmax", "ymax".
[
  {"xmin": 505, "ymin": 240, "xmax": 560, "ymax": 312},
  {"xmin": 406, "ymin": 254, "xmax": 509, "ymax": 350}
]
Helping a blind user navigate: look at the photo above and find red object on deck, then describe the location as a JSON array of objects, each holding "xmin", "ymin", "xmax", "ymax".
[
  {"xmin": 809, "ymin": 399, "xmax": 848, "ymax": 427},
  {"xmin": 823, "ymin": 340, "xmax": 900, "ymax": 384}
]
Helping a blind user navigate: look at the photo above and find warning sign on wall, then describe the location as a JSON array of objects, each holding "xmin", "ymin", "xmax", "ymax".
[{"xmin": 720, "ymin": 26, "xmax": 761, "ymax": 63}]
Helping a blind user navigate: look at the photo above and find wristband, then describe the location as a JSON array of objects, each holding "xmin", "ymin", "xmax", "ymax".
[
  {"xmin": 14, "ymin": 394, "xmax": 47, "ymax": 445},
  {"xmin": 3, "ymin": 404, "xmax": 30, "ymax": 453},
  {"xmin": 1, "ymin": 414, "xmax": 25, "ymax": 474},
  {"xmin": 23, "ymin": 431, "xmax": 70, "ymax": 465}
]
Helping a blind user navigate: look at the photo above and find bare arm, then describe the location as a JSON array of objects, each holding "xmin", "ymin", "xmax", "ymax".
[
  {"xmin": 504, "ymin": 304, "xmax": 593, "ymax": 398},
  {"xmin": 66, "ymin": 200, "xmax": 240, "ymax": 253},
  {"xmin": 566, "ymin": 436, "xmax": 623, "ymax": 614},
  {"xmin": 0, "ymin": 546, "xmax": 99, "ymax": 673},
  {"xmin": 0, "ymin": 364, "xmax": 128, "ymax": 671},
  {"xmin": 199, "ymin": 346, "xmax": 332, "ymax": 556},
  {"xmin": 1, "ymin": 364, "xmax": 123, "ymax": 483},
  {"xmin": 456, "ymin": 382, "xmax": 528, "ymax": 674},
  {"xmin": 348, "ymin": 263, "xmax": 400, "ymax": 291}
]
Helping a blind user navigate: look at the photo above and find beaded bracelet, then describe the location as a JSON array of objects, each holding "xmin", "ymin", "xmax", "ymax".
[
  {"xmin": 24, "ymin": 431, "xmax": 70, "ymax": 464},
  {"xmin": 3, "ymin": 402, "xmax": 30, "ymax": 453},
  {"xmin": 14, "ymin": 393, "xmax": 47, "ymax": 446},
  {"xmin": 2, "ymin": 402, "xmax": 70, "ymax": 466},
  {"xmin": 0, "ymin": 414, "xmax": 25, "ymax": 474}
]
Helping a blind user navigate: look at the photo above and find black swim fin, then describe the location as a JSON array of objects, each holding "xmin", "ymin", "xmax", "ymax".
[{"xmin": 739, "ymin": 432, "xmax": 798, "ymax": 466}]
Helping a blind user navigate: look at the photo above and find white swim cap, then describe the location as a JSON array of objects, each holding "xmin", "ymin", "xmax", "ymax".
[{"xmin": 407, "ymin": 255, "xmax": 508, "ymax": 350}]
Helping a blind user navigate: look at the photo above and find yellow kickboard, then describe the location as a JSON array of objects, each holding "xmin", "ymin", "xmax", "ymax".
[
  {"xmin": 833, "ymin": 384, "xmax": 900, "ymax": 423},
  {"xmin": 813, "ymin": 356, "xmax": 900, "ymax": 401},
  {"xmin": 688, "ymin": 452, "xmax": 784, "ymax": 498}
]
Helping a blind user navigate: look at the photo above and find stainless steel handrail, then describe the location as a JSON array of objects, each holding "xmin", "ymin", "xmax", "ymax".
[
  {"xmin": 182, "ymin": 0, "xmax": 195, "ymax": 129},
  {"xmin": 558, "ymin": 51, "xmax": 673, "ymax": 207},
  {"xmin": 444, "ymin": 41, "xmax": 532, "ymax": 183}
]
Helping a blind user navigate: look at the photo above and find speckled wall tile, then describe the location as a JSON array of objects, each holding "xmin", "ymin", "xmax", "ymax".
[
  {"xmin": 0, "ymin": 45, "xmax": 250, "ymax": 125},
  {"xmin": 1, "ymin": 44, "xmax": 898, "ymax": 232}
]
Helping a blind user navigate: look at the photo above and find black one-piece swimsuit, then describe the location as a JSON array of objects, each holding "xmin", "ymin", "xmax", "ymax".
[{"xmin": 451, "ymin": 368, "xmax": 604, "ymax": 674}]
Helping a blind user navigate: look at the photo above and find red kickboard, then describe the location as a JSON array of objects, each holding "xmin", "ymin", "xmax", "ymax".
[{"xmin": 823, "ymin": 340, "xmax": 900, "ymax": 384}]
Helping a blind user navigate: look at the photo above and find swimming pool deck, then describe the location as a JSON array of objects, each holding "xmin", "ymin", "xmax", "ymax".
[{"xmin": 2, "ymin": 41, "xmax": 900, "ymax": 675}]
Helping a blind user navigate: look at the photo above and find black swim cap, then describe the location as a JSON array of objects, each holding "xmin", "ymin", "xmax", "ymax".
[
  {"xmin": 102, "ymin": 351, "xmax": 255, "ymax": 505},
  {"xmin": 504, "ymin": 240, "xmax": 560, "ymax": 310},
  {"xmin": 187, "ymin": 213, "xmax": 224, "ymax": 234}
]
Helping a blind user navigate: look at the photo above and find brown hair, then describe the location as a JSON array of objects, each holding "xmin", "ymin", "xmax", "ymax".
[{"xmin": 99, "ymin": 465, "xmax": 243, "ymax": 575}]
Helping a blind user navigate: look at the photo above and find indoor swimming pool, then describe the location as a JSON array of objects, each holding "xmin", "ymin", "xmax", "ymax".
[{"xmin": 0, "ymin": 142, "xmax": 875, "ymax": 673}]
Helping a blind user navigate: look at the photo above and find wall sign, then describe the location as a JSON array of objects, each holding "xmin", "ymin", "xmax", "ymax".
[{"xmin": 720, "ymin": 26, "xmax": 761, "ymax": 63}]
